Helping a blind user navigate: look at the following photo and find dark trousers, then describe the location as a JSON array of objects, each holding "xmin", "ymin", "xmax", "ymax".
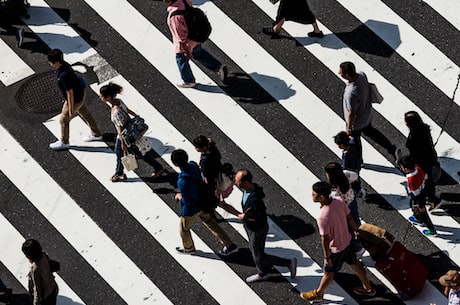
[
  {"xmin": 351, "ymin": 123, "xmax": 395, "ymax": 164},
  {"xmin": 245, "ymin": 222, "xmax": 290, "ymax": 275}
]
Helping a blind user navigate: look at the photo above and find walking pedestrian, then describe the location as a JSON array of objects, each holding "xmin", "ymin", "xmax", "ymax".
[
  {"xmin": 193, "ymin": 135, "xmax": 241, "ymax": 216},
  {"xmin": 438, "ymin": 270, "xmax": 460, "ymax": 305},
  {"xmin": 171, "ymin": 149, "xmax": 238, "ymax": 256},
  {"xmin": 47, "ymin": 49, "xmax": 102, "ymax": 150},
  {"xmin": 300, "ymin": 181, "xmax": 375, "ymax": 302},
  {"xmin": 339, "ymin": 61, "xmax": 400, "ymax": 164},
  {"xmin": 21, "ymin": 239, "xmax": 58, "ymax": 305},
  {"xmin": 234, "ymin": 168, "xmax": 297, "ymax": 283},
  {"xmin": 262, "ymin": 0, "xmax": 323, "ymax": 37},
  {"xmin": 164, "ymin": 0, "xmax": 228, "ymax": 88},
  {"xmin": 399, "ymin": 155, "xmax": 437, "ymax": 236},
  {"xmin": 334, "ymin": 131, "xmax": 365, "ymax": 197},
  {"xmin": 404, "ymin": 111, "xmax": 440, "ymax": 210},
  {"xmin": 99, "ymin": 83, "xmax": 165, "ymax": 182}
]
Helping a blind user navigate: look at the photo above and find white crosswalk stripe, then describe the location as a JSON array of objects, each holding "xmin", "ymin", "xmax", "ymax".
[{"xmin": 0, "ymin": 0, "xmax": 459, "ymax": 304}]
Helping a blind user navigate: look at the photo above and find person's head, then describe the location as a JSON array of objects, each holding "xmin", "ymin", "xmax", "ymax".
[
  {"xmin": 312, "ymin": 181, "xmax": 331, "ymax": 204},
  {"xmin": 171, "ymin": 149, "xmax": 188, "ymax": 168},
  {"xmin": 324, "ymin": 162, "xmax": 349, "ymax": 193},
  {"xmin": 234, "ymin": 168, "xmax": 253, "ymax": 191},
  {"xmin": 334, "ymin": 131, "xmax": 350, "ymax": 150},
  {"xmin": 439, "ymin": 270, "xmax": 459, "ymax": 288},
  {"xmin": 339, "ymin": 61, "xmax": 356, "ymax": 79},
  {"xmin": 99, "ymin": 83, "xmax": 123, "ymax": 102},
  {"xmin": 399, "ymin": 155, "xmax": 416, "ymax": 173},
  {"xmin": 162, "ymin": 0, "xmax": 177, "ymax": 5},
  {"xmin": 193, "ymin": 135, "xmax": 210, "ymax": 153},
  {"xmin": 47, "ymin": 49, "xmax": 64, "ymax": 67},
  {"xmin": 22, "ymin": 239, "xmax": 43, "ymax": 263},
  {"xmin": 404, "ymin": 111, "xmax": 425, "ymax": 130}
]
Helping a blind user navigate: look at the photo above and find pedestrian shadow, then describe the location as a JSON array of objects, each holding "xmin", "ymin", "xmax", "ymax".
[
  {"xmin": 269, "ymin": 214, "xmax": 316, "ymax": 239},
  {"xmin": 362, "ymin": 163, "xmax": 403, "ymax": 175}
]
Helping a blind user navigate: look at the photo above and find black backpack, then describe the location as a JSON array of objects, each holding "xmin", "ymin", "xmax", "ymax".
[
  {"xmin": 183, "ymin": 162, "xmax": 219, "ymax": 212},
  {"xmin": 170, "ymin": 0, "xmax": 212, "ymax": 43}
]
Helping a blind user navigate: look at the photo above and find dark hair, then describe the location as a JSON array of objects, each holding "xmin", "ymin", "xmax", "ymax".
[
  {"xmin": 100, "ymin": 83, "xmax": 123, "ymax": 99},
  {"xmin": 171, "ymin": 149, "xmax": 188, "ymax": 167},
  {"xmin": 339, "ymin": 61, "xmax": 356, "ymax": 77},
  {"xmin": 325, "ymin": 162, "xmax": 350, "ymax": 193},
  {"xmin": 312, "ymin": 181, "xmax": 331, "ymax": 197},
  {"xmin": 404, "ymin": 111, "xmax": 429, "ymax": 131},
  {"xmin": 334, "ymin": 131, "xmax": 350, "ymax": 146},
  {"xmin": 237, "ymin": 168, "xmax": 253, "ymax": 183},
  {"xmin": 399, "ymin": 155, "xmax": 415, "ymax": 170},
  {"xmin": 22, "ymin": 239, "xmax": 43, "ymax": 263},
  {"xmin": 193, "ymin": 135, "xmax": 210, "ymax": 149},
  {"xmin": 47, "ymin": 49, "xmax": 64, "ymax": 64}
]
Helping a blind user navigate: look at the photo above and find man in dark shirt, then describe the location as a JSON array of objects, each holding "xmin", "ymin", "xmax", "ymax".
[
  {"xmin": 47, "ymin": 49, "xmax": 102, "ymax": 150},
  {"xmin": 235, "ymin": 168, "xmax": 297, "ymax": 283}
]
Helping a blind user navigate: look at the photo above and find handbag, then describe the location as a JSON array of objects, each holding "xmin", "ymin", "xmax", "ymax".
[
  {"xmin": 121, "ymin": 153, "xmax": 138, "ymax": 171},
  {"xmin": 48, "ymin": 259, "xmax": 60, "ymax": 273},
  {"xmin": 369, "ymin": 83, "xmax": 384, "ymax": 104},
  {"xmin": 121, "ymin": 115, "xmax": 148, "ymax": 146}
]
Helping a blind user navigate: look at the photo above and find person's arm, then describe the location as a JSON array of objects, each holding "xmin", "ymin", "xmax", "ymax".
[
  {"xmin": 66, "ymin": 89, "xmax": 75, "ymax": 118},
  {"xmin": 346, "ymin": 110, "xmax": 356, "ymax": 135},
  {"xmin": 443, "ymin": 286, "xmax": 449, "ymax": 297},
  {"xmin": 321, "ymin": 234, "xmax": 332, "ymax": 266},
  {"xmin": 218, "ymin": 201, "xmax": 241, "ymax": 217}
]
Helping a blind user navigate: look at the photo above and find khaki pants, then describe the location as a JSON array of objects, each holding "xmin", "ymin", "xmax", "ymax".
[
  {"xmin": 179, "ymin": 211, "xmax": 233, "ymax": 252},
  {"xmin": 60, "ymin": 95, "xmax": 100, "ymax": 144}
]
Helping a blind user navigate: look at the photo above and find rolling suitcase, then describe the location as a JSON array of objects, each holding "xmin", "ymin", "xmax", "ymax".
[{"xmin": 375, "ymin": 241, "xmax": 428, "ymax": 299}]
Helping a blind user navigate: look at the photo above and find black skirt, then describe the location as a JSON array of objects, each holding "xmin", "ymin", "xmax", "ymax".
[{"xmin": 275, "ymin": 0, "xmax": 316, "ymax": 24}]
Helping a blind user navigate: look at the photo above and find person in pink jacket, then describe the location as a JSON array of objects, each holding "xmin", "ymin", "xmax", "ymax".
[{"xmin": 164, "ymin": 0, "xmax": 228, "ymax": 88}]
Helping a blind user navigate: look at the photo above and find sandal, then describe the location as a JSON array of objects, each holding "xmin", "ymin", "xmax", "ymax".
[
  {"xmin": 151, "ymin": 169, "xmax": 168, "ymax": 178},
  {"xmin": 110, "ymin": 174, "xmax": 127, "ymax": 182}
]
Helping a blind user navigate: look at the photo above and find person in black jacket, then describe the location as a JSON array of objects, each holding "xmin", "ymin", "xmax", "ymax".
[
  {"xmin": 235, "ymin": 168, "xmax": 297, "ymax": 283},
  {"xmin": 404, "ymin": 111, "xmax": 440, "ymax": 209}
]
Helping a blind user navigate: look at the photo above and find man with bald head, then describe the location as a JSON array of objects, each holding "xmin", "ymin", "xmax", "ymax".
[{"xmin": 235, "ymin": 168, "xmax": 297, "ymax": 283}]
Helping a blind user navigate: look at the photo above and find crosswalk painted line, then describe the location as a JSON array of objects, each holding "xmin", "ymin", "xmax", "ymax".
[
  {"xmin": 194, "ymin": 0, "xmax": 460, "ymax": 266},
  {"xmin": 0, "ymin": 0, "xmax": 458, "ymax": 303},
  {"xmin": 0, "ymin": 210, "xmax": 85, "ymax": 305},
  {"xmin": 0, "ymin": 125, "xmax": 172, "ymax": 305},
  {"xmin": 0, "ymin": 38, "xmax": 34, "ymax": 86},
  {"xmin": 85, "ymin": 74, "xmax": 359, "ymax": 304},
  {"xmin": 334, "ymin": 0, "xmax": 460, "ymax": 107},
  {"xmin": 422, "ymin": 0, "xmax": 460, "ymax": 31},
  {"xmin": 43, "ymin": 116, "xmax": 268, "ymax": 304},
  {"xmin": 251, "ymin": 0, "xmax": 460, "ymax": 183},
  {"xmin": 85, "ymin": 0, "xmax": 460, "ymax": 279}
]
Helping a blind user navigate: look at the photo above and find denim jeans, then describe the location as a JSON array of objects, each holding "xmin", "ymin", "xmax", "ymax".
[
  {"xmin": 115, "ymin": 136, "xmax": 124, "ymax": 176},
  {"xmin": 175, "ymin": 44, "xmax": 222, "ymax": 83}
]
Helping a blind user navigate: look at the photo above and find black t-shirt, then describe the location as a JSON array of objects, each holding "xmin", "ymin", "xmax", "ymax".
[{"xmin": 57, "ymin": 62, "xmax": 84, "ymax": 103}]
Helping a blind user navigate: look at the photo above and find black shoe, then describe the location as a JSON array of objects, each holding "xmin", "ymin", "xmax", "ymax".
[
  {"xmin": 307, "ymin": 31, "xmax": 324, "ymax": 38},
  {"xmin": 262, "ymin": 27, "xmax": 279, "ymax": 36},
  {"xmin": 219, "ymin": 243, "xmax": 238, "ymax": 256}
]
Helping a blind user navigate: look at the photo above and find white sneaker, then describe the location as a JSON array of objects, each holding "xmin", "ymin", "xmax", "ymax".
[
  {"xmin": 83, "ymin": 135, "xmax": 103, "ymax": 142},
  {"xmin": 177, "ymin": 82, "xmax": 196, "ymax": 88},
  {"xmin": 218, "ymin": 65, "xmax": 228, "ymax": 83},
  {"xmin": 49, "ymin": 140, "xmax": 70, "ymax": 150},
  {"xmin": 355, "ymin": 247, "xmax": 366, "ymax": 260}
]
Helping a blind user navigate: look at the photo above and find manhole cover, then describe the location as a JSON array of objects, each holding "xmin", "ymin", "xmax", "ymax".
[{"xmin": 15, "ymin": 70, "xmax": 63, "ymax": 114}]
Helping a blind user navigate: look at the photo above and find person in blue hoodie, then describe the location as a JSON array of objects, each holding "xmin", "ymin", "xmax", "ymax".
[
  {"xmin": 235, "ymin": 168, "xmax": 297, "ymax": 283},
  {"xmin": 171, "ymin": 149, "xmax": 238, "ymax": 256}
]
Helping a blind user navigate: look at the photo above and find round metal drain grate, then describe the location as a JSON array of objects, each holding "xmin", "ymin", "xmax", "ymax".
[{"xmin": 15, "ymin": 70, "xmax": 63, "ymax": 114}]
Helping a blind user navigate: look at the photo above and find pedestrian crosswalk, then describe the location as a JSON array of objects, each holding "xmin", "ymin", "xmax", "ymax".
[{"xmin": 0, "ymin": 0, "xmax": 459, "ymax": 304}]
